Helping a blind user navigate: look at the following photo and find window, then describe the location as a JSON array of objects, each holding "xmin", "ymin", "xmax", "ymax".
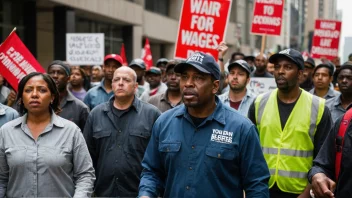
[
  {"xmin": 76, "ymin": 18, "xmax": 123, "ymax": 54},
  {"xmin": 145, "ymin": 0, "xmax": 169, "ymax": 16},
  {"xmin": 0, "ymin": 0, "xmax": 24, "ymax": 41}
]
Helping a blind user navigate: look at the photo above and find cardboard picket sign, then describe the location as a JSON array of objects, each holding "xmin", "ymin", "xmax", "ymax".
[
  {"xmin": 247, "ymin": 77, "xmax": 277, "ymax": 96},
  {"xmin": 251, "ymin": 0, "xmax": 285, "ymax": 36},
  {"xmin": 0, "ymin": 31, "xmax": 45, "ymax": 91},
  {"xmin": 311, "ymin": 19, "xmax": 342, "ymax": 60},
  {"xmin": 174, "ymin": 0, "xmax": 232, "ymax": 60}
]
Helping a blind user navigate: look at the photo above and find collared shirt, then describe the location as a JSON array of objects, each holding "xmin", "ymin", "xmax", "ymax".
[
  {"xmin": 59, "ymin": 91, "xmax": 89, "ymax": 131},
  {"xmin": 139, "ymin": 97, "xmax": 270, "ymax": 198},
  {"xmin": 83, "ymin": 79, "xmax": 114, "ymax": 110},
  {"xmin": 309, "ymin": 88, "xmax": 340, "ymax": 100},
  {"xmin": 326, "ymin": 93, "xmax": 346, "ymax": 123},
  {"xmin": 83, "ymin": 96, "xmax": 161, "ymax": 197},
  {"xmin": 0, "ymin": 113, "xmax": 95, "ymax": 197},
  {"xmin": 147, "ymin": 90, "xmax": 183, "ymax": 112},
  {"xmin": 140, "ymin": 83, "xmax": 168, "ymax": 102},
  {"xmin": 0, "ymin": 103, "xmax": 18, "ymax": 127},
  {"xmin": 137, "ymin": 82, "xmax": 150, "ymax": 98},
  {"xmin": 218, "ymin": 89, "xmax": 256, "ymax": 117}
]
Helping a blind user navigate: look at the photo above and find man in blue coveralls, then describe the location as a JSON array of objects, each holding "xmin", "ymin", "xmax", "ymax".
[{"xmin": 138, "ymin": 52, "xmax": 270, "ymax": 198}]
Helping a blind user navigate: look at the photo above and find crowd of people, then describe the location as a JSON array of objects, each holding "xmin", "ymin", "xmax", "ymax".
[{"xmin": 0, "ymin": 42, "xmax": 351, "ymax": 197}]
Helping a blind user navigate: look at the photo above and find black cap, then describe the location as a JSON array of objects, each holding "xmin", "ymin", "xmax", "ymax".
[
  {"xmin": 304, "ymin": 57, "xmax": 316, "ymax": 68},
  {"xmin": 146, "ymin": 67, "xmax": 162, "ymax": 75},
  {"xmin": 228, "ymin": 60, "xmax": 251, "ymax": 74},
  {"xmin": 174, "ymin": 52, "xmax": 220, "ymax": 80},
  {"xmin": 129, "ymin": 58, "xmax": 146, "ymax": 70},
  {"xmin": 314, "ymin": 62, "xmax": 335, "ymax": 76},
  {"xmin": 165, "ymin": 60, "xmax": 180, "ymax": 72},
  {"xmin": 156, "ymin": 58, "xmax": 169, "ymax": 67},
  {"xmin": 269, "ymin": 49, "xmax": 305, "ymax": 70}
]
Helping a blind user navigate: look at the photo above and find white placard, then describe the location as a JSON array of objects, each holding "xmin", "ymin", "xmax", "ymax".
[
  {"xmin": 247, "ymin": 77, "xmax": 277, "ymax": 96},
  {"xmin": 66, "ymin": 33, "xmax": 104, "ymax": 65}
]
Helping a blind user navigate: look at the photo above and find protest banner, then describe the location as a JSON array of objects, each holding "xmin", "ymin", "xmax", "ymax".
[
  {"xmin": 0, "ymin": 30, "xmax": 45, "ymax": 91},
  {"xmin": 66, "ymin": 33, "xmax": 104, "ymax": 65},
  {"xmin": 174, "ymin": 0, "xmax": 232, "ymax": 60},
  {"xmin": 311, "ymin": 19, "xmax": 342, "ymax": 60},
  {"xmin": 251, "ymin": 0, "xmax": 285, "ymax": 36},
  {"xmin": 247, "ymin": 77, "xmax": 277, "ymax": 96}
]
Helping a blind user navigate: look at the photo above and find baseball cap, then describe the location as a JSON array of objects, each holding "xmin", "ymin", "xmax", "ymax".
[
  {"xmin": 269, "ymin": 49, "xmax": 305, "ymax": 70},
  {"xmin": 104, "ymin": 54, "xmax": 123, "ymax": 65},
  {"xmin": 48, "ymin": 60, "xmax": 71, "ymax": 76},
  {"xmin": 165, "ymin": 60, "xmax": 180, "ymax": 72},
  {"xmin": 174, "ymin": 52, "xmax": 220, "ymax": 80},
  {"xmin": 129, "ymin": 58, "xmax": 146, "ymax": 70},
  {"xmin": 314, "ymin": 62, "xmax": 335, "ymax": 76},
  {"xmin": 156, "ymin": 58, "xmax": 169, "ymax": 67},
  {"xmin": 228, "ymin": 60, "xmax": 251, "ymax": 74},
  {"xmin": 146, "ymin": 67, "xmax": 162, "ymax": 75},
  {"xmin": 304, "ymin": 57, "xmax": 316, "ymax": 68}
]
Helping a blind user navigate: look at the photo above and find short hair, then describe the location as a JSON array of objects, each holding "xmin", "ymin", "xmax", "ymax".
[
  {"xmin": 349, "ymin": 53, "xmax": 352, "ymax": 61},
  {"xmin": 231, "ymin": 52, "xmax": 245, "ymax": 61},
  {"xmin": 17, "ymin": 72, "xmax": 61, "ymax": 115}
]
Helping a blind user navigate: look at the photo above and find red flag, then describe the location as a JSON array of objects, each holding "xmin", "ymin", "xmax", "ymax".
[
  {"xmin": 142, "ymin": 38, "xmax": 153, "ymax": 70},
  {"xmin": 0, "ymin": 31, "xmax": 45, "ymax": 91},
  {"xmin": 120, "ymin": 43, "xmax": 128, "ymax": 66}
]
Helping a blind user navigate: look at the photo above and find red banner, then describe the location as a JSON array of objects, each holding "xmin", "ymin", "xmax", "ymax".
[
  {"xmin": 142, "ymin": 38, "xmax": 153, "ymax": 70},
  {"xmin": 174, "ymin": 0, "xmax": 232, "ymax": 60},
  {"xmin": 0, "ymin": 31, "xmax": 45, "ymax": 92},
  {"xmin": 311, "ymin": 19, "xmax": 342, "ymax": 60},
  {"xmin": 251, "ymin": 0, "xmax": 284, "ymax": 36}
]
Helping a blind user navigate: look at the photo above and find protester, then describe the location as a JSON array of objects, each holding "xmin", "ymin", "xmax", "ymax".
[
  {"xmin": 156, "ymin": 58, "xmax": 168, "ymax": 82},
  {"xmin": 90, "ymin": 65, "xmax": 103, "ymax": 88},
  {"xmin": 349, "ymin": 54, "xmax": 352, "ymax": 62},
  {"xmin": 310, "ymin": 62, "xmax": 339, "ymax": 100},
  {"xmin": 48, "ymin": 60, "xmax": 89, "ymax": 131},
  {"xmin": 148, "ymin": 60, "xmax": 182, "ymax": 112},
  {"xmin": 326, "ymin": 62, "xmax": 352, "ymax": 123},
  {"xmin": 0, "ymin": 74, "xmax": 11, "ymax": 105},
  {"xmin": 0, "ymin": 72, "xmax": 95, "ymax": 197},
  {"xmin": 244, "ymin": 55, "xmax": 256, "ymax": 72},
  {"xmin": 248, "ymin": 49, "xmax": 333, "ymax": 198},
  {"xmin": 267, "ymin": 62, "xmax": 275, "ymax": 75},
  {"xmin": 0, "ymin": 103, "xmax": 18, "ymax": 127},
  {"xmin": 84, "ymin": 54, "xmax": 123, "ymax": 110},
  {"xmin": 140, "ymin": 67, "xmax": 167, "ymax": 102},
  {"xmin": 84, "ymin": 67, "xmax": 161, "ymax": 197},
  {"xmin": 217, "ymin": 41, "xmax": 230, "ymax": 94},
  {"xmin": 219, "ymin": 60, "xmax": 256, "ymax": 117},
  {"xmin": 299, "ymin": 57, "xmax": 315, "ymax": 91},
  {"xmin": 251, "ymin": 54, "xmax": 273, "ymax": 77},
  {"xmin": 139, "ymin": 52, "xmax": 270, "ymax": 198},
  {"xmin": 230, "ymin": 52, "xmax": 245, "ymax": 62},
  {"xmin": 69, "ymin": 67, "xmax": 88, "ymax": 101},
  {"xmin": 308, "ymin": 105, "xmax": 352, "ymax": 198},
  {"xmin": 129, "ymin": 58, "xmax": 149, "ymax": 97},
  {"xmin": 81, "ymin": 65, "xmax": 92, "ymax": 78}
]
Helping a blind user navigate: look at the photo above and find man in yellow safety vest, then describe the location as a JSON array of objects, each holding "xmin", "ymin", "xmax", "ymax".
[{"xmin": 248, "ymin": 49, "xmax": 333, "ymax": 198}]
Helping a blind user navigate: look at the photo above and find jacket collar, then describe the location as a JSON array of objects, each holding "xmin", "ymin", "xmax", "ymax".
[{"xmin": 103, "ymin": 95, "xmax": 141, "ymax": 113}]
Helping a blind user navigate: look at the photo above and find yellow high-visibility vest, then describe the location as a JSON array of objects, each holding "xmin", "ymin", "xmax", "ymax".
[{"xmin": 255, "ymin": 89, "xmax": 325, "ymax": 194}]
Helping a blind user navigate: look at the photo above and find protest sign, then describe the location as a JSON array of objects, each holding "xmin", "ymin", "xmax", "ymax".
[
  {"xmin": 66, "ymin": 33, "xmax": 104, "ymax": 65},
  {"xmin": 311, "ymin": 19, "xmax": 342, "ymax": 60},
  {"xmin": 251, "ymin": 0, "xmax": 285, "ymax": 36},
  {"xmin": 0, "ymin": 31, "xmax": 45, "ymax": 91},
  {"xmin": 174, "ymin": 0, "xmax": 232, "ymax": 60},
  {"xmin": 247, "ymin": 77, "xmax": 277, "ymax": 96}
]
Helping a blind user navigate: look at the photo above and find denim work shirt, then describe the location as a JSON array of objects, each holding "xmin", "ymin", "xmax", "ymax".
[
  {"xmin": 326, "ymin": 93, "xmax": 346, "ymax": 123},
  {"xmin": 218, "ymin": 89, "xmax": 256, "ymax": 117},
  {"xmin": 309, "ymin": 88, "xmax": 340, "ymax": 100},
  {"xmin": 84, "ymin": 97, "xmax": 161, "ymax": 197},
  {"xmin": 0, "ymin": 113, "xmax": 95, "ymax": 197},
  {"xmin": 139, "ymin": 97, "xmax": 270, "ymax": 198},
  {"xmin": 83, "ymin": 79, "xmax": 114, "ymax": 110}
]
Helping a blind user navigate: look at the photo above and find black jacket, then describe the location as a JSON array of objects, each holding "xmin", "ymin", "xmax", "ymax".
[{"xmin": 308, "ymin": 105, "xmax": 352, "ymax": 198}]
